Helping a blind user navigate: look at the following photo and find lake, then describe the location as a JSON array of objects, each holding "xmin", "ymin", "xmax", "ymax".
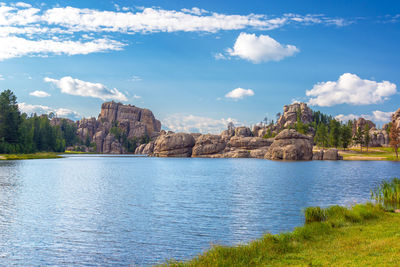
[{"xmin": 0, "ymin": 155, "xmax": 398, "ymax": 266}]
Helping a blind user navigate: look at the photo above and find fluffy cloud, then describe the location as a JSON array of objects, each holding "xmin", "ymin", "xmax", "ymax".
[
  {"xmin": 0, "ymin": 36, "xmax": 124, "ymax": 61},
  {"xmin": 225, "ymin": 33, "xmax": 299, "ymax": 63},
  {"xmin": 225, "ymin": 87, "xmax": 254, "ymax": 100},
  {"xmin": 335, "ymin": 110, "xmax": 394, "ymax": 123},
  {"xmin": 44, "ymin": 76, "xmax": 128, "ymax": 102},
  {"xmin": 306, "ymin": 73, "xmax": 397, "ymax": 106},
  {"xmin": 163, "ymin": 114, "xmax": 239, "ymax": 134},
  {"xmin": 0, "ymin": 2, "xmax": 348, "ymax": 60},
  {"xmin": 29, "ymin": 90, "xmax": 50, "ymax": 97},
  {"xmin": 18, "ymin": 102, "xmax": 81, "ymax": 120}
]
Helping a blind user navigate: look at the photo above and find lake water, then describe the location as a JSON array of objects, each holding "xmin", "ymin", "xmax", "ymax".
[{"xmin": 0, "ymin": 155, "xmax": 398, "ymax": 266}]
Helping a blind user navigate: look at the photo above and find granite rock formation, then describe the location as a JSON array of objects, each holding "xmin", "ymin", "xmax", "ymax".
[
  {"xmin": 76, "ymin": 101, "xmax": 161, "ymax": 153},
  {"xmin": 277, "ymin": 103, "xmax": 313, "ymax": 129},
  {"xmin": 265, "ymin": 129, "xmax": 313, "ymax": 160}
]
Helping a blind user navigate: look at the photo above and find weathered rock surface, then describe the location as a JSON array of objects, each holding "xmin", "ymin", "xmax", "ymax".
[
  {"xmin": 277, "ymin": 103, "xmax": 313, "ymax": 129},
  {"xmin": 192, "ymin": 134, "xmax": 226, "ymax": 157},
  {"xmin": 322, "ymin": 149, "xmax": 342, "ymax": 160},
  {"xmin": 369, "ymin": 129, "xmax": 389, "ymax": 147},
  {"xmin": 76, "ymin": 101, "xmax": 161, "ymax": 153},
  {"xmin": 227, "ymin": 136, "xmax": 273, "ymax": 150},
  {"xmin": 153, "ymin": 133, "xmax": 195, "ymax": 157},
  {"xmin": 265, "ymin": 129, "xmax": 313, "ymax": 160},
  {"xmin": 234, "ymin": 126, "xmax": 253, "ymax": 137},
  {"xmin": 313, "ymin": 149, "xmax": 343, "ymax": 160},
  {"xmin": 392, "ymin": 107, "xmax": 400, "ymax": 130}
]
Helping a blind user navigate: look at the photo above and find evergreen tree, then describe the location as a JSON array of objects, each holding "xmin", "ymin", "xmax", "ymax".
[
  {"xmin": 363, "ymin": 124, "xmax": 371, "ymax": 152},
  {"xmin": 340, "ymin": 123, "xmax": 352, "ymax": 150},
  {"xmin": 328, "ymin": 119, "xmax": 340, "ymax": 148},
  {"xmin": 353, "ymin": 126, "xmax": 364, "ymax": 152},
  {"xmin": 314, "ymin": 124, "xmax": 328, "ymax": 148}
]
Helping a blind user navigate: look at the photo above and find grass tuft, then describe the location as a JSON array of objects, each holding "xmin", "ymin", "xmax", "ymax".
[{"xmin": 371, "ymin": 178, "xmax": 400, "ymax": 209}]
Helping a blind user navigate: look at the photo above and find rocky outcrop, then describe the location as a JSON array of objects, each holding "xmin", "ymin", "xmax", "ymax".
[
  {"xmin": 353, "ymin": 118, "xmax": 376, "ymax": 132},
  {"xmin": 265, "ymin": 129, "xmax": 313, "ymax": 160},
  {"xmin": 234, "ymin": 126, "xmax": 252, "ymax": 137},
  {"xmin": 392, "ymin": 107, "xmax": 400, "ymax": 130},
  {"xmin": 227, "ymin": 136, "xmax": 273, "ymax": 150},
  {"xmin": 277, "ymin": 103, "xmax": 313, "ymax": 129},
  {"xmin": 153, "ymin": 133, "xmax": 195, "ymax": 157},
  {"xmin": 76, "ymin": 101, "xmax": 161, "ymax": 153},
  {"xmin": 192, "ymin": 134, "xmax": 226, "ymax": 157},
  {"xmin": 313, "ymin": 149, "xmax": 342, "ymax": 160},
  {"xmin": 369, "ymin": 129, "xmax": 389, "ymax": 147}
]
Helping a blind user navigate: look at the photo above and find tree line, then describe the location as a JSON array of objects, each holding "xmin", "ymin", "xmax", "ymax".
[{"xmin": 0, "ymin": 90, "xmax": 77, "ymax": 154}]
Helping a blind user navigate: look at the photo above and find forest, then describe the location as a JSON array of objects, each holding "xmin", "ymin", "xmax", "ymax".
[{"xmin": 0, "ymin": 90, "xmax": 77, "ymax": 154}]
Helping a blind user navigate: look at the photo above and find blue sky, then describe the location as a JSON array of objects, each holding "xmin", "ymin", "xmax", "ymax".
[{"xmin": 1, "ymin": 0, "xmax": 399, "ymax": 133}]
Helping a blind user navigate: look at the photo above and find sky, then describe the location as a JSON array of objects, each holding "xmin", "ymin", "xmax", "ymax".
[{"xmin": 0, "ymin": 0, "xmax": 399, "ymax": 133}]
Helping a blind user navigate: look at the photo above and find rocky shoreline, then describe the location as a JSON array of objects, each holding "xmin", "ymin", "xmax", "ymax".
[{"xmin": 57, "ymin": 101, "xmax": 400, "ymax": 161}]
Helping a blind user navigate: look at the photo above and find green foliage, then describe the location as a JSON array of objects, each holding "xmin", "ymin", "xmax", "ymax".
[
  {"xmin": 165, "ymin": 203, "xmax": 390, "ymax": 267},
  {"xmin": 364, "ymin": 124, "xmax": 371, "ymax": 151},
  {"xmin": 340, "ymin": 122, "xmax": 353, "ymax": 150},
  {"xmin": 328, "ymin": 119, "xmax": 340, "ymax": 148},
  {"xmin": 304, "ymin": 207, "xmax": 325, "ymax": 223},
  {"xmin": 353, "ymin": 126, "xmax": 364, "ymax": 151},
  {"xmin": 371, "ymin": 178, "xmax": 400, "ymax": 209},
  {"xmin": 0, "ymin": 90, "xmax": 68, "ymax": 153},
  {"xmin": 314, "ymin": 124, "xmax": 328, "ymax": 148}
]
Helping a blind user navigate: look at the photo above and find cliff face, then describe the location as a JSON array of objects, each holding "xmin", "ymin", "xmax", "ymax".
[
  {"xmin": 277, "ymin": 103, "xmax": 313, "ymax": 129},
  {"xmin": 76, "ymin": 101, "xmax": 161, "ymax": 153},
  {"xmin": 392, "ymin": 107, "xmax": 400, "ymax": 130}
]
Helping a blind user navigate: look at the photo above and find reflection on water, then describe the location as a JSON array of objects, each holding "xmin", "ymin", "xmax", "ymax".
[{"xmin": 0, "ymin": 156, "xmax": 398, "ymax": 265}]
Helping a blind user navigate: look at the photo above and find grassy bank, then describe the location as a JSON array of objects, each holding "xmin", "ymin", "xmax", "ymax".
[
  {"xmin": 0, "ymin": 152, "xmax": 63, "ymax": 160},
  {"xmin": 330, "ymin": 147, "xmax": 398, "ymax": 161},
  {"xmin": 165, "ymin": 203, "xmax": 400, "ymax": 266}
]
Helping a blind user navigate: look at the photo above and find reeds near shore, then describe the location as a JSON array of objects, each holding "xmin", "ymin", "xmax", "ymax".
[{"xmin": 371, "ymin": 178, "xmax": 400, "ymax": 209}]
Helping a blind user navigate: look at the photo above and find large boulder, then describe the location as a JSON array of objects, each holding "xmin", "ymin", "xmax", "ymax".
[
  {"xmin": 227, "ymin": 136, "xmax": 273, "ymax": 150},
  {"xmin": 192, "ymin": 134, "xmax": 226, "ymax": 157},
  {"xmin": 322, "ymin": 149, "xmax": 342, "ymax": 160},
  {"xmin": 153, "ymin": 133, "xmax": 195, "ymax": 157},
  {"xmin": 369, "ymin": 129, "xmax": 389, "ymax": 147},
  {"xmin": 234, "ymin": 126, "xmax": 252, "ymax": 137},
  {"xmin": 277, "ymin": 103, "xmax": 313, "ymax": 129},
  {"xmin": 265, "ymin": 129, "xmax": 313, "ymax": 160}
]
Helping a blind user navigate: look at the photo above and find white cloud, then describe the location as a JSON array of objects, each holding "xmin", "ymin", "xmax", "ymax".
[
  {"xmin": 370, "ymin": 110, "xmax": 394, "ymax": 122},
  {"xmin": 0, "ymin": 36, "xmax": 124, "ymax": 61},
  {"xmin": 225, "ymin": 87, "xmax": 254, "ymax": 100},
  {"xmin": 225, "ymin": 33, "xmax": 299, "ymax": 63},
  {"xmin": 0, "ymin": 3, "xmax": 349, "ymax": 60},
  {"xmin": 130, "ymin": 75, "xmax": 142, "ymax": 81},
  {"xmin": 29, "ymin": 90, "xmax": 50, "ymax": 97},
  {"xmin": 133, "ymin": 94, "xmax": 141, "ymax": 99},
  {"xmin": 306, "ymin": 73, "xmax": 397, "ymax": 107},
  {"xmin": 0, "ymin": 74, "xmax": 4, "ymax": 80},
  {"xmin": 214, "ymin": 52, "xmax": 227, "ymax": 60},
  {"xmin": 18, "ymin": 102, "xmax": 81, "ymax": 120},
  {"xmin": 44, "ymin": 76, "xmax": 128, "ymax": 101},
  {"xmin": 335, "ymin": 110, "xmax": 394, "ymax": 123},
  {"xmin": 162, "ymin": 113, "xmax": 239, "ymax": 134}
]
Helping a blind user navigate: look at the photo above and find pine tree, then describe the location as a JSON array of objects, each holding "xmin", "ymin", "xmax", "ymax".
[
  {"xmin": 328, "ymin": 119, "xmax": 340, "ymax": 148},
  {"xmin": 353, "ymin": 126, "xmax": 364, "ymax": 152},
  {"xmin": 363, "ymin": 124, "xmax": 371, "ymax": 152},
  {"xmin": 314, "ymin": 124, "xmax": 328, "ymax": 148}
]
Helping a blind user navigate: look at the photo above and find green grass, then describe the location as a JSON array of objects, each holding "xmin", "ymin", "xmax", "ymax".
[
  {"xmin": 0, "ymin": 152, "xmax": 63, "ymax": 160},
  {"xmin": 336, "ymin": 147, "xmax": 399, "ymax": 161},
  {"xmin": 371, "ymin": 178, "xmax": 400, "ymax": 210},
  {"xmin": 164, "ymin": 203, "xmax": 400, "ymax": 266}
]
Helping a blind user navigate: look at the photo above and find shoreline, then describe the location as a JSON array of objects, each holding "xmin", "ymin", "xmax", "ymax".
[
  {"xmin": 0, "ymin": 147, "xmax": 398, "ymax": 161},
  {"xmin": 164, "ymin": 203, "xmax": 400, "ymax": 266}
]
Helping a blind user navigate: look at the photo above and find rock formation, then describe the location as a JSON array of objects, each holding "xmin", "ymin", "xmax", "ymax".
[
  {"xmin": 76, "ymin": 101, "xmax": 161, "ymax": 153},
  {"xmin": 352, "ymin": 118, "xmax": 389, "ymax": 147},
  {"xmin": 265, "ymin": 129, "xmax": 313, "ymax": 160},
  {"xmin": 313, "ymin": 149, "xmax": 342, "ymax": 160},
  {"xmin": 153, "ymin": 132, "xmax": 195, "ymax": 157},
  {"xmin": 277, "ymin": 103, "xmax": 313, "ymax": 129},
  {"xmin": 392, "ymin": 107, "xmax": 400, "ymax": 130}
]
